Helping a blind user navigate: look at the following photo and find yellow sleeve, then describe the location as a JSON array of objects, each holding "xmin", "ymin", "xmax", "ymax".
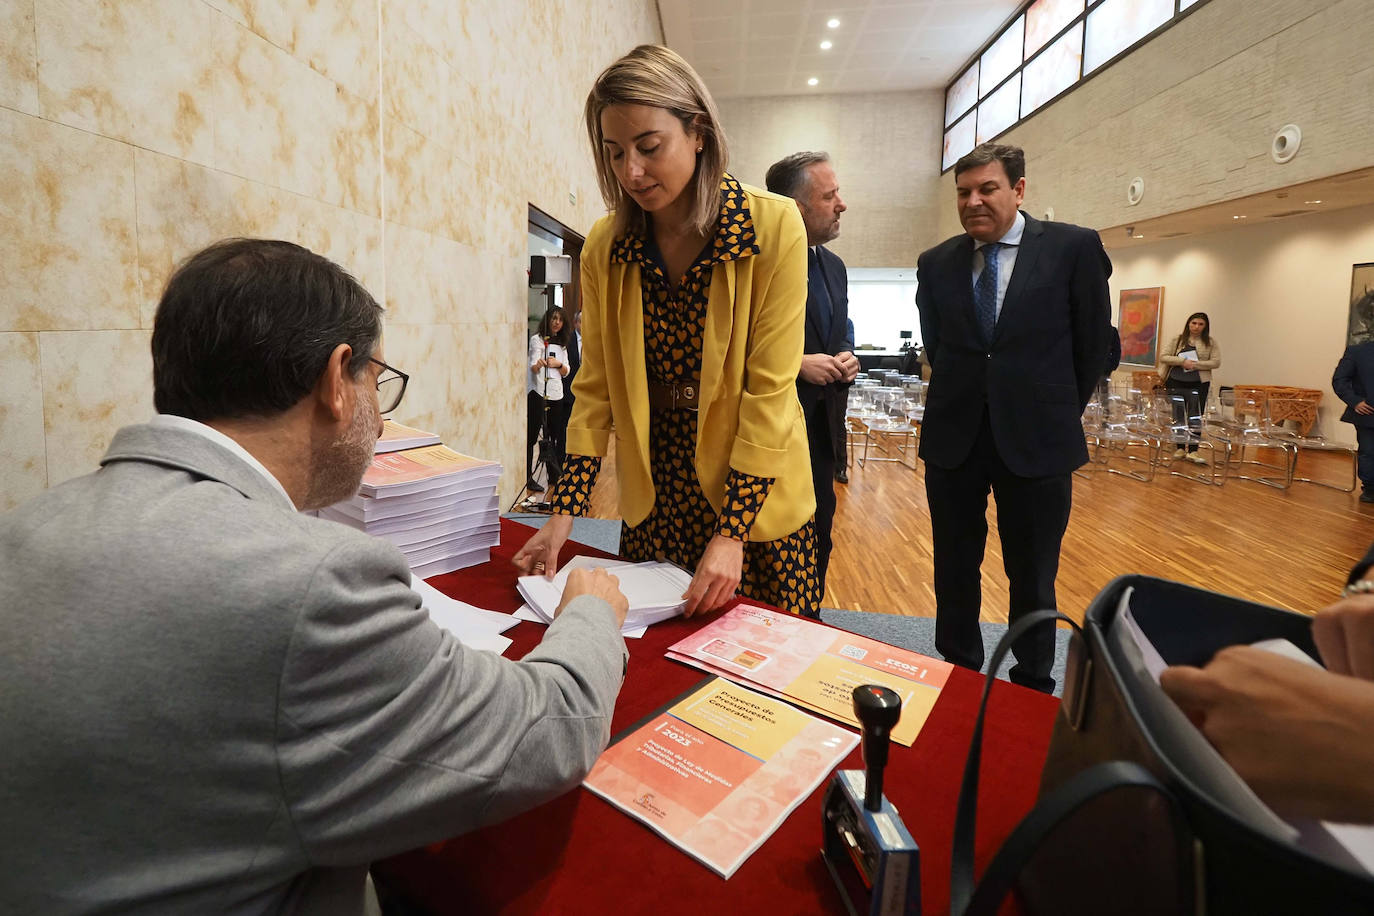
[
  {"xmin": 729, "ymin": 203, "xmax": 808, "ymax": 476},
  {"xmin": 565, "ymin": 221, "xmax": 615, "ymax": 458}
]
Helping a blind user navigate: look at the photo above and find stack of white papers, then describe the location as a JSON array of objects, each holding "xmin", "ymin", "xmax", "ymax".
[
  {"xmin": 514, "ymin": 555, "xmax": 692, "ymax": 637},
  {"xmin": 322, "ymin": 444, "xmax": 502, "ymax": 577},
  {"xmin": 411, "ymin": 575, "xmax": 517, "ymax": 655}
]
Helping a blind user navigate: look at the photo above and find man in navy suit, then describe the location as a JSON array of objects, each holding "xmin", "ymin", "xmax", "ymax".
[
  {"xmin": 916, "ymin": 143, "xmax": 1111, "ymax": 693},
  {"xmin": 767, "ymin": 151, "xmax": 858, "ymax": 603},
  {"xmin": 1333, "ymin": 340, "xmax": 1374, "ymax": 502}
]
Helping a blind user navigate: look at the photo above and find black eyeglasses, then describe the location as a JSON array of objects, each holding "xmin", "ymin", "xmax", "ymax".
[{"xmin": 369, "ymin": 357, "xmax": 409, "ymax": 414}]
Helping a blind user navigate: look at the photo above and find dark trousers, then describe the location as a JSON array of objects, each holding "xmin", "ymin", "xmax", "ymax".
[
  {"xmin": 923, "ymin": 413, "xmax": 1071, "ymax": 694},
  {"xmin": 805, "ymin": 400, "xmax": 837, "ymax": 597},
  {"xmin": 1163, "ymin": 378, "xmax": 1209, "ymax": 452},
  {"xmin": 526, "ymin": 390, "xmax": 565, "ymax": 484},
  {"xmin": 1358, "ymin": 426, "xmax": 1374, "ymax": 493}
]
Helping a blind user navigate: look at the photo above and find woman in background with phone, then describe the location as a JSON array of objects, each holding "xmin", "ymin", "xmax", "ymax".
[{"xmin": 526, "ymin": 306, "xmax": 570, "ymax": 491}]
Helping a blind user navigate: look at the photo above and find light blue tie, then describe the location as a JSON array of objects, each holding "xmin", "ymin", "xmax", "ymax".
[{"xmin": 973, "ymin": 242, "xmax": 1003, "ymax": 342}]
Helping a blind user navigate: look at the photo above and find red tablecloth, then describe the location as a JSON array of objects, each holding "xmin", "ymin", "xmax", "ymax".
[{"xmin": 375, "ymin": 519, "xmax": 1059, "ymax": 914}]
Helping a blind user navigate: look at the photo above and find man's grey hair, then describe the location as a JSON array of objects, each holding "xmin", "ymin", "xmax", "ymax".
[{"xmin": 765, "ymin": 151, "xmax": 831, "ymax": 199}]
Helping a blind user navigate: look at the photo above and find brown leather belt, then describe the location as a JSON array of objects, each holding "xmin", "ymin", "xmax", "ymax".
[{"xmin": 647, "ymin": 379, "xmax": 700, "ymax": 410}]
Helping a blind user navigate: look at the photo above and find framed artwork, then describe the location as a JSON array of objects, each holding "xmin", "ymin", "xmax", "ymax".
[
  {"xmin": 1347, "ymin": 262, "xmax": 1374, "ymax": 346},
  {"xmin": 1117, "ymin": 286, "xmax": 1164, "ymax": 367}
]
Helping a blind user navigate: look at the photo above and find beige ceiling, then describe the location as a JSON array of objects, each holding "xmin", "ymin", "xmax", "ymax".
[
  {"xmin": 1101, "ymin": 167, "xmax": 1374, "ymax": 251},
  {"xmin": 659, "ymin": 0, "xmax": 1023, "ymax": 99}
]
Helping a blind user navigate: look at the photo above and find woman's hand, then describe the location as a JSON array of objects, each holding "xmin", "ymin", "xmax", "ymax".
[
  {"xmin": 511, "ymin": 515, "xmax": 574, "ymax": 579},
  {"xmin": 1314, "ymin": 591, "xmax": 1374, "ymax": 679},
  {"xmin": 682, "ymin": 534, "xmax": 743, "ymax": 617},
  {"xmin": 532, "ymin": 358, "xmax": 547, "ymax": 370},
  {"xmin": 545, "ymin": 356, "xmax": 562, "ymax": 370},
  {"xmin": 1182, "ymin": 358, "xmax": 1198, "ymax": 370}
]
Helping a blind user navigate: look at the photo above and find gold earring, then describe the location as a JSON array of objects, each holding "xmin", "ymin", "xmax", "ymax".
[{"xmin": 697, "ymin": 146, "xmax": 703, "ymax": 153}]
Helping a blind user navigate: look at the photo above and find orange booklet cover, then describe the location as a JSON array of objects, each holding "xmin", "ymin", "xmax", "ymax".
[
  {"xmin": 665, "ymin": 603, "xmax": 952, "ymax": 747},
  {"xmin": 583, "ymin": 677, "xmax": 857, "ymax": 879},
  {"xmin": 374, "ymin": 420, "xmax": 442, "ymax": 454},
  {"xmin": 359, "ymin": 445, "xmax": 499, "ymax": 497}
]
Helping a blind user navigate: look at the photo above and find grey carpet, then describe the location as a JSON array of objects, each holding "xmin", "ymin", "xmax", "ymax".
[
  {"xmin": 504, "ymin": 513, "xmax": 1070, "ymax": 697},
  {"xmin": 505, "ymin": 513, "xmax": 622, "ymax": 555}
]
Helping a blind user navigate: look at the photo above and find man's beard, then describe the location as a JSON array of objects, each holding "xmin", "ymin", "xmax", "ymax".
[{"xmin": 302, "ymin": 392, "xmax": 378, "ymax": 511}]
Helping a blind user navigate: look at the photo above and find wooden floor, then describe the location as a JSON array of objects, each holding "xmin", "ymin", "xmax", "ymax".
[{"xmin": 583, "ymin": 440, "xmax": 1374, "ymax": 623}]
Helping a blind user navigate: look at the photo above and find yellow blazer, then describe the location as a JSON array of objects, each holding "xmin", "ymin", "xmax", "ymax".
[{"xmin": 566, "ymin": 181, "xmax": 815, "ymax": 542}]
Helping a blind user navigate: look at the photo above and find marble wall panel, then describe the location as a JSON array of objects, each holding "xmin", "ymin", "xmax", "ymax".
[
  {"xmin": 383, "ymin": 119, "xmax": 480, "ymax": 246},
  {"xmin": 449, "ymin": 319, "xmax": 527, "ymax": 499},
  {"xmin": 34, "ymin": 0, "xmax": 215, "ymax": 163},
  {"xmin": 134, "ymin": 149, "xmax": 383, "ymax": 326},
  {"xmin": 383, "ymin": 222, "xmax": 487, "ymax": 326},
  {"xmin": 379, "ymin": 320, "xmax": 461, "ymax": 443},
  {"xmin": 210, "ymin": 12, "xmax": 380, "ymax": 217},
  {"xmin": 207, "ymin": 0, "xmax": 379, "ymax": 104},
  {"xmin": 0, "ymin": 332, "xmax": 47, "ymax": 510},
  {"xmin": 40, "ymin": 328, "xmax": 153, "ymax": 487},
  {"xmin": 381, "ymin": 10, "xmax": 458, "ymax": 151},
  {"xmin": 0, "ymin": 107, "xmax": 139, "ymax": 332},
  {"xmin": 1, "ymin": 0, "xmax": 40, "ymax": 115}
]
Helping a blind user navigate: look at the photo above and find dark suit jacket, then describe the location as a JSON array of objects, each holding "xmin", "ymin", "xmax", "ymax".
[
  {"xmin": 796, "ymin": 245, "xmax": 850, "ymax": 419},
  {"xmin": 915, "ymin": 212, "xmax": 1112, "ymax": 477},
  {"xmin": 1333, "ymin": 342, "xmax": 1374, "ymax": 429}
]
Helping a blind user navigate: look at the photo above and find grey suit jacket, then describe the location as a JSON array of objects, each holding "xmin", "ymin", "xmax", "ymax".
[{"xmin": 0, "ymin": 421, "xmax": 627, "ymax": 915}]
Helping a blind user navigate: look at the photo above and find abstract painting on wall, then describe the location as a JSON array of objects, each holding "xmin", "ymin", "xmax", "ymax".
[
  {"xmin": 1348, "ymin": 262, "xmax": 1374, "ymax": 345},
  {"xmin": 1117, "ymin": 286, "xmax": 1163, "ymax": 367}
]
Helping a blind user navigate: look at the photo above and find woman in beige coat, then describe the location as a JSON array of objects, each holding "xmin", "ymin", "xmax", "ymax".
[{"xmin": 1158, "ymin": 311, "xmax": 1221, "ymax": 462}]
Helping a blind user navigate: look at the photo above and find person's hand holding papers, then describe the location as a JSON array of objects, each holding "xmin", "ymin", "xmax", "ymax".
[
  {"xmin": 1162, "ymin": 589, "xmax": 1374, "ymax": 824},
  {"xmin": 512, "ymin": 515, "xmax": 574, "ymax": 578},
  {"xmin": 1161, "ymin": 645, "xmax": 1374, "ymax": 823},
  {"xmin": 681, "ymin": 534, "xmax": 743, "ymax": 617},
  {"xmin": 559, "ymin": 567, "xmax": 629, "ymax": 628}
]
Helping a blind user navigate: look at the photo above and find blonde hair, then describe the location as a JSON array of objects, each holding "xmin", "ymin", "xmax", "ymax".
[{"xmin": 584, "ymin": 45, "xmax": 729, "ymax": 239}]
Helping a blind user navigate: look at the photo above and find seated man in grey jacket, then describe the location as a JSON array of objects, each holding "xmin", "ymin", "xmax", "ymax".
[{"xmin": 0, "ymin": 238, "xmax": 630, "ymax": 915}]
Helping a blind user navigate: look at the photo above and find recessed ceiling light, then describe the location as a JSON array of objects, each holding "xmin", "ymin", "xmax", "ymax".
[
  {"xmin": 1305, "ymin": 199, "xmax": 1323, "ymax": 204},
  {"xmin": 807, "ymin": 77, "xmax": 819, "ymax": 86},
  {"xmin": 827, "ymin": 18, "xmax": 840, "ymax": 29},
  {"xmin": 1232, "ymin": 215, "xmax": 1246, "ymax": 219},
  {"xmin": 819, "ymin": 40, "xmax": 833, "ymax": 50},
  {"xmin": 1133, "ymin": 234, "xmax": 1144, "ymax": 239}
]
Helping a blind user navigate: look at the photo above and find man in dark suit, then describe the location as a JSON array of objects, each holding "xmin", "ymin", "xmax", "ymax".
[
  {"xmin": 767, "ymin": 151, "xmax": 859, "ymax": 601},
  {"xmin": 1332, "ymin": 340, "xmax": 1374, "ymax": 502},
  {"xmin": 916, "ymin": 142, "xmax": 1111, "ymax": 693}
]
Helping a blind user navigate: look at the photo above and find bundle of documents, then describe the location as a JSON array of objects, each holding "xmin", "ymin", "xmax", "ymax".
[
  {"xmin": 515, "ymin": 555, "xmax": 693, "ymax": 636},
  {"xmin": 321, "ymin": 439, "xmax": 501, "ymax": 577},
  {"xmin": 583, "ymin": 676, "xmax": 858, "ymax": 878},
  {"xmin": 375, "ymin": 419, "xmax": 442, "ymax": 453},
  {"xmin": 666, "ymin": 603, "xmax": 952, "ymax": 746}
]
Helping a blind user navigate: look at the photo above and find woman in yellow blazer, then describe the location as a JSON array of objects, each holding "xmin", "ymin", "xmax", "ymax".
[{"xmin": 513, "ymin": 45, "xmax": 819, "ymax": 617}]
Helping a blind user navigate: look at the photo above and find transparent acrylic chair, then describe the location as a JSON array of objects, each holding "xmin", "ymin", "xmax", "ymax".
[
  {"xmin": 1264, "ymin": 397, "xmax": 1357, "ymax": 492},
  {"xmin": 1212, "ymin": 389, "xmax": 1297, "ymax": 488},
  {"xmin": 1085, "ymin": 384, "xmax": 1160, "ymax": 481},
  {"xmin": 1153, "ymin": 389, "xmax": 1226, "ymax": 485},
  {"xmin": 858, "ymin": 386, "xmax": 919, "ymax": 470}
]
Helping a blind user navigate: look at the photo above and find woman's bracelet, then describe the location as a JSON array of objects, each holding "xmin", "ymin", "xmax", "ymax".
[{"xmin": 1341, "ymin": 577, "xmax": 1374, "ymax": 598}]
